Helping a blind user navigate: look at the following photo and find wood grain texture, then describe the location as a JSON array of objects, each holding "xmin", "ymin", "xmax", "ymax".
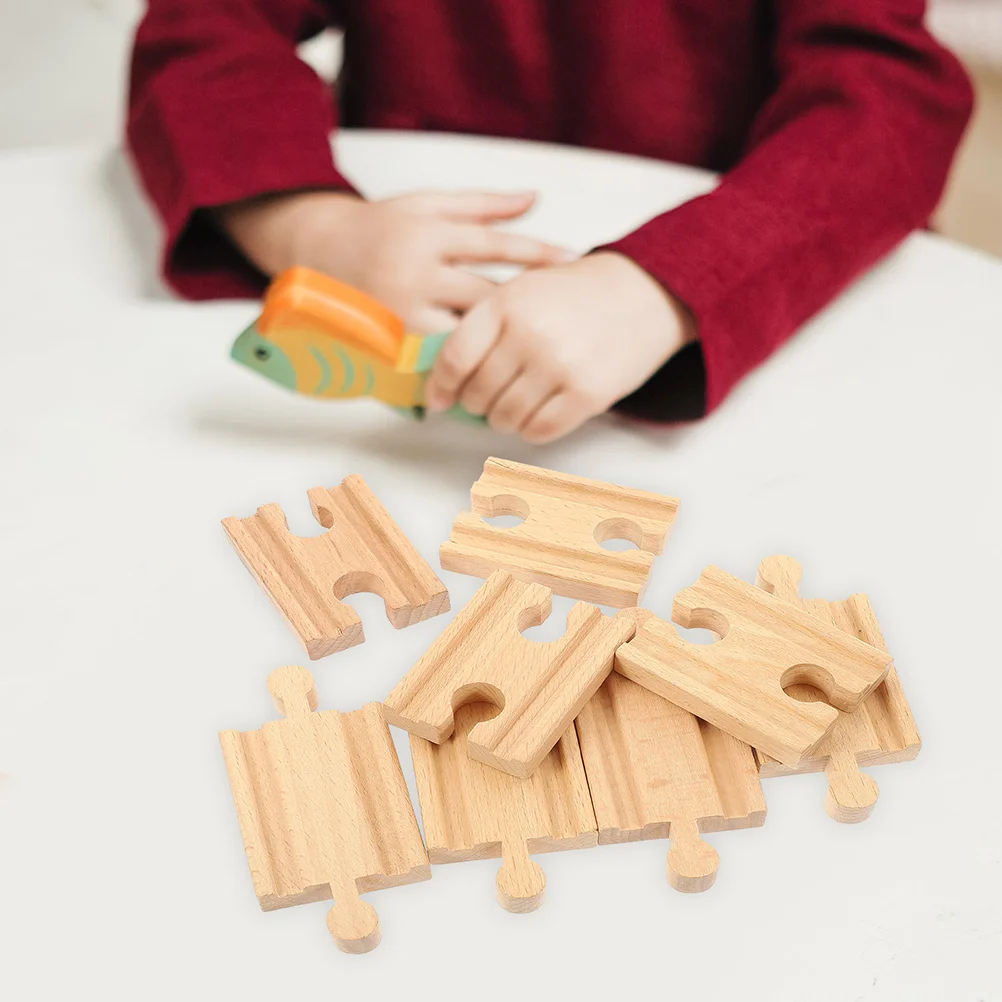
[
  {"xmin": 576, "ymin": 669, "xmax": 766, "ymax": 892},
  {"xmin": 383, "ymin": 571, "xmax": 638, "ymax": 778},
  {"xmin": 754, "ymin": 556, "xmax": 921, "ymax": 823},
  {"xmin": 222, "ymin": 474, "xmax": 449, "ymax": 659},
  {"xmin": 219, "ymin": 666, "xmax": 430, "ymax": 953},
  {"xmin": 410, "ymin": 702, "xmax": 597, "ymax": 913},
  {"xmin": 615, "ymin": 565, "xmax": 894, "ymax": 768},
  {"xmin": 439, "ymin": 457, "xmax": 679, "ymax": 606}
]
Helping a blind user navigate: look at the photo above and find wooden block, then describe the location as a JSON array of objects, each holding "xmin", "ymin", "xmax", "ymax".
[
  {"xmin": 754, "ymin": 556, "xmax": 921, "ymax": 823},
  {"xmin": 576, "ymin": 670, "xmax": 766, "ymax": 892},
  {"xmin": 615, "ymin": 565, "xmax": 894, "ymax": 767},
  {"xmin": 439, "ymin": 457, "xmax": 680, "ymax": 606},
  {"xmin": 383, "ymin": 571, "xmax": 638, "ymax": 778},
  {"xmin": 219, "ymin": 666, "xmax": 431, "ymax": 953},
  {"xmin": 410, "ymin": 702, "xmax": 597, "ymax": 913},
  {"xmin": 222, "ymin": 474, "xmax": 449, "ymax": 659}
]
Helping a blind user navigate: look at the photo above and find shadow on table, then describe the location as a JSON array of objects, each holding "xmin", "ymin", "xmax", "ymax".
[{"xmin": 190, "ymin": 398, "xmax": 692, "ymax": 479}]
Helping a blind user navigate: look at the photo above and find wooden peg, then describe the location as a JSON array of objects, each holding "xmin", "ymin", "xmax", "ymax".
[
  {"xmin": 575, "ymin": 670, "xmax": 765, "ymax": 894},
  {"xmin": 440, "ymin": 457, "xmax": 679, "ymax": 606},
  {"xmin": 755, "ymin": 555, "xmax": 921, "ymax": 822},
  {"xmin": 383, "ymin": 571, "xmax": 638, "ymax": 777},
  {"xmin": 615, "ymin": 565, "xmax": 893, "ymax": 766},
  {"xmin": 222, "ymin": 475, "xmax": 449, "ymax": 658},
  {"xmin": 496, "ymin": 839, "xmax": 548, "ymax": 913},
  {"xmin": 219, "ymin": 666, "xmax": 430, "ymax": 953},
  {"xmin": 665, "ymin": 817, "xmax": 721, "ymax": 893},
  {"xmin": 410, "ymin": 702, "xmax": 597, "ymax": 913}
]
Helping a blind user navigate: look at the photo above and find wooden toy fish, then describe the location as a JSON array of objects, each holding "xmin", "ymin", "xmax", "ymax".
[{"xmin": 231, "ymin": 267, "xmax": 485, "ymax": 424}]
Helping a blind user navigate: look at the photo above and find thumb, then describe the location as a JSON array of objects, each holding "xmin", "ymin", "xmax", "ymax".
[{"xmin": 425, "ymin": 296, "xmax": 503, "ymax": 412}]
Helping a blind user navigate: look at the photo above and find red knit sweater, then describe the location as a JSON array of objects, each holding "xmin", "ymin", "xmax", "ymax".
[{"xmin": 127, "ymin": 0, "xmax": 972, "ymax": 420}]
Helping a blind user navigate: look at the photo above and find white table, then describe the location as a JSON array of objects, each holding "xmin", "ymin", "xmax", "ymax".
[{"xmin": 1, "ymin": 132, "xmax": 1000, "ymax": 1001}]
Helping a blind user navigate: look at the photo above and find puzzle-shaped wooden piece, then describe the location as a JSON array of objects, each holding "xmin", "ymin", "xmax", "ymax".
[
  {"xmin": 439, "ymin": 457, "xmax": 680, "ymax": 606},
  {"xmin": 614, "ymin": 564, "xmax": 894, "ymax": 767},
  {"xmin": 222, "ymin": 474, "xmax": 449, "ymax": 659},
  {"xmin": 219, "ymin": 666, "xmax": 430, "ymax": 953},
  {"xmin": 576, "ymin": 666, "xmax": 766, "ymax": 893},
  {"xmin": 410, "ymin": 702, "xmax": 597, "ymax": 913},
  {"xmin": 382, "ymin": 571, "xmax": 638, "ymax": 778},
  {"xmin": 754, "ymin": 556, "xmax": 921, "ymax": 822}
]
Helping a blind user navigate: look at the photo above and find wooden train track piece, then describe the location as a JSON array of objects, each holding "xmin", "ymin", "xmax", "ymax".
[
  {"xmin": 219, "ymin": 666, "xmax": 431, "ymax": 953},
  {"xmin": 382, "ymin": 571, "xmax": 638, "ymax": 778},
  {"xmin": 222, "ymin": 474, "xmax": 449, "ymax": 659},
  {"xmin": 439, "ymin": 457, "xmax": 680, "ymax": 606},
  {"xmin": 410, "ymin": 702, "xmax": 598, "ymax": 913},
  {"xmin": 614, "ymin": 564, "xmax": 893, "ymax": 767},
  {"xmin": 576, "ymin": 666, "xmax": 766, "ymax": 893},
  {"xmin": 754, "ymin": 556, "xmax": 921, "ymax": 822}
]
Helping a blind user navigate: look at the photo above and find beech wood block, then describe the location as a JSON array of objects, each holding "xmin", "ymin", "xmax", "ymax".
[
  {"xmin": 410, "ymin": 702, "xmax": 597, "ymax": 913},
  {"xmin": 383, "ymin": 571, "xmax": 638, "ymax": 778},
  {"xmin": 222, "ymin": 474, "xmax": 449, "ymax": 659},
  {"xmin": 754, "ymin": 556, "xmax": 921, "ymax": 823},
  {"xmin": 219, "ymin": 666, "xmax": 431, "ymax": 953},
  {"xmin": 439, "ymin": 457, "xmax": 680, "ymax": 606},
  {"xmin": 615, "ymin": 564, "xmax": 894, "ymax": 767},
  {"xmin": 576, "ymin": 669, "xmax": 766, "ymax": 892}
]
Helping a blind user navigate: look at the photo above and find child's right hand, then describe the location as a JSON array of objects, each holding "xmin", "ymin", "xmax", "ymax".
[{"xmin": 216, "ymin": 190, "xmax": 576, "ymax": 333}]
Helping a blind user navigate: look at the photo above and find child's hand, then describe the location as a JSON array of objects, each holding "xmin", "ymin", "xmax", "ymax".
[
  {"xmin": 216, "ymin": 190, "xmax": 575, "ymax": 332},
  {"xmin": 424, "ymin": 252, "xmax": 696, "ymax": 443}
]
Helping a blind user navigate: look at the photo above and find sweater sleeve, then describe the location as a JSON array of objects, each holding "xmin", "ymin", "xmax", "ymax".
[
  {"xmin": 126, "ymin": 0, "xmax": 355, "ymax": 299},
  {"xmin": 608, "ymin": 0, "xmax": 973, "ymax": 421}
]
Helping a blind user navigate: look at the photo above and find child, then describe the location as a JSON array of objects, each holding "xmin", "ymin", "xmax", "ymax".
[{"xmin": 127, "ymin": 0, "xmax": 972, "ymax": 442}]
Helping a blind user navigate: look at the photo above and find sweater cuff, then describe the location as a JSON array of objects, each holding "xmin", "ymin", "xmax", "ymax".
[
  {"xmin": 128, "ymin": 79, "xmax": 357, "ymax": 299},
  {"xmin": 602, "ymin": 184, "xmax": 797, "ymax": 415}
]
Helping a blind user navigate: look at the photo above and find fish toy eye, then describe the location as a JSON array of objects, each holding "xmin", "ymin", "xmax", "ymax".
[{"xmin": 254, "ymin": 345, "xmax": 271, "ymax": 361}]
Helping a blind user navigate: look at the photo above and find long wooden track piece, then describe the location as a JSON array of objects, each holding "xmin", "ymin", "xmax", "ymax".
[
  {"xmin": 754, "ymin": 556, "xmax": 921, "ymax": 823},
  {"xmin": 576, "ymin": 670, "xmax": 766, "ymax": 893},
  {"xmin": 439, "ymin": 457, "xmax": 680, "ymax": 606},
  {"xmin": 410, "ymin": 702, "xmax": 597, "ymax": 912},
  {"xmin": 222, "ymin": 474, "xmax": 449, "ymax": 659},
  {"xmin": 219, "ymin": 666, "xmax": 430, "ymax": 953},
  {"xmin": 615, "ymin": 565, "xmax": 893, "ymax": 767},
  {"xmin": 383, "ymin": 571, "xmax": 638, "ymax": 778}
]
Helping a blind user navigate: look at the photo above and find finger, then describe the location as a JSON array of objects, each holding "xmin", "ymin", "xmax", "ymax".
[
  {"xmin": 458, "ymin": 342, "xmax": 524, "ymax": 416},
  {"xmin": 404, "ymin": 190, "xmax": 537, "ymax": 222},
  {"xmin": 432, "ymin": 267, "xmax": 496, "ymax": 311},
  {"xmin": 447, "ymin": 225, "xmax": 577, "ymax": 266},
  {"xmin": 520, "ymin": 392, "xmax": 583, "ymax": 444},
  {"xmin": 412, "ymin": 306, "xmax": 459, "ymax": 335},
  {"xmin": 425, "ymin": 296, "xmax": 503, "ymax": 412},
  {"xmin": 486, "ymin": 372, "xmax": 560, "ymax": 435}
]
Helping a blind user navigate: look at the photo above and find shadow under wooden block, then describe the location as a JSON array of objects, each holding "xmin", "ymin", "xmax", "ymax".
[
  {"xmin": 576, "ymin": 672, "xmax": 766, "ymax": 893},
  {"xmin": 410, "ymin": 702, "xmax": 597, "ymax": 913},
  {"xmin": 754, "ymin": 556, "xmax": 921, "ymax": 823},
  {"xmin": 440, "ymin": 457, "xmax": 680, "ymax": 606},
  {"xmin": 615, "ymin": 565, "xmax": 893, "ymax": 767},
  {"xmin": 222, "ymin": 474, "xmax": 449, "ymax": 659},
  {"xmin": 219, "ymin": 666, "xmax": 430, "ymax": 953},
  {"xmin": 383, "ymin": 570, "xmax": 638, "ymax": 778}
]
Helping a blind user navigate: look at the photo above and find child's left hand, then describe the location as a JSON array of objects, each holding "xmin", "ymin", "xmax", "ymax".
[{"xmin": 424, "ymin": 252, "xmax": 695, "ymax": 443}]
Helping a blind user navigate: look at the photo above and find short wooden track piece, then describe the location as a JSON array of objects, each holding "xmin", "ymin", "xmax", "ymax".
[
  {"xmin": 754, "ymin": 556, "xmax": 921, "ymax": 822},
  {"xmin": 615, "ymin": 565, "xmax": 894, "ymax": 767},
  {"xmin": 410, "ymin": 702, "xmax": 598, "ymax": 913},
  {"xmin": 219, "ymin": 666, "xmax": 430, "ymax": 953},
  {"xmin": 440, "ymin": 457, "xmax": 679, "ymax": 606},
  {"xmin": 383, "ymin": 571, "xmax": 638, "ymax": 778},
  {"xmin": 222, "ymin": 474, "xmax": 449, "ymax": 658}
]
